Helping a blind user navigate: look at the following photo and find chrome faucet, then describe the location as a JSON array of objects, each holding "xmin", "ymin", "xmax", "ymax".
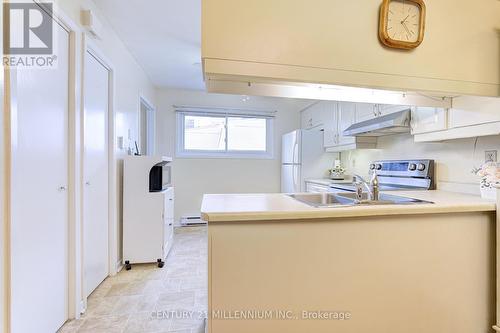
[{"xmin": 353, "ymin": 173, "xmax": 379, "ymax": 201}]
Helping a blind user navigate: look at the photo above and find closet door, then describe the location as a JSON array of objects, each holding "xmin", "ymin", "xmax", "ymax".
[
  {"xmin": 11, "ymin": 21, "xmax": 69, "ymax": 332},
  {"xmin": 83, "ymin": 51, "xmax": 109, "ymax": 297}
]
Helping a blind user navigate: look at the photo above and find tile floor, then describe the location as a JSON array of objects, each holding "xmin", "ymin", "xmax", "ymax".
[{"xmin": 59, "ymin": 226, "xmax": 208, "ymax": 333}]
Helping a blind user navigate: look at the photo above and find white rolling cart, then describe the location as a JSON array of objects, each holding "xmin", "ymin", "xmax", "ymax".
[{"xmin": 123, "ymin": 155, "xmax": 174, "ymax": 270}]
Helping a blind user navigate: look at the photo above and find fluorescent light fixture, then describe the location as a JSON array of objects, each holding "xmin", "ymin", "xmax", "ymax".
[{"xmin": 206, "ymin": 79, "xmax": 453, "ymax": 108}]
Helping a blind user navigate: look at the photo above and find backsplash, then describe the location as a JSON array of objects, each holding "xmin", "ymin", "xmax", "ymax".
[{"xmin": 341, "ymin": 134, "xmax": 500, "ymax": 195}]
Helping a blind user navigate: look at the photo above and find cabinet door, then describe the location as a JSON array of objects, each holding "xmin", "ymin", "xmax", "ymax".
[
  {"xmin": 411, "ymin": 107, "xmax": 448, "ymax": 134},
  {"xmin": 355, "ymin": 103, "xmax": 378, "ymax": 123},
  {"xmin": 338, "ymin": 102, "xmax": 356, "ymax": 146},
  {"xmin": 301, "ymin": 102, "xmax": 324, "ymax": 129},
  {"xmin": 301, "ymin": 106, "xmax": 314, "ymax": 129},
  {"xmin": 163, "ymin": 188, "xmax": 174, "ymax": 254},
  {"xmin": 379, "ymin": 104, "xmax": 410, "ymax": 116},
  {"xmin": 323, "ymin": 102, "xmax": 339, "ymax": 147},
  {"xmin": 448, "ymin": 96, "xmax": 500, "ymax": 128},
  {"xmin": 320, "ymin": 101, "xmax": 336, "ymax": 131}
]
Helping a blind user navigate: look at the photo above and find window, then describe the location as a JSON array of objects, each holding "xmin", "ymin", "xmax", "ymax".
[{"xmin": 176, "ymin": 112, "xmax": 274, "ymax": 158}]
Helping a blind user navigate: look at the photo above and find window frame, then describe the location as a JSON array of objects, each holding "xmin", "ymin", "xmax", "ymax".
[{"xmin": 176, "ymin": 112, "xmax": 274, "ymax": 159}]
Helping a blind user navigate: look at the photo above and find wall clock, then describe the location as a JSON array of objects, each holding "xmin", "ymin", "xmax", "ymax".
[{"xmin": 379, "ymin": 0, "xmax": 426, "ymax": 50}]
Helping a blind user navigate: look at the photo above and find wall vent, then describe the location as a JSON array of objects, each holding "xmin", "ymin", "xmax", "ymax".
[{"xmin": 180, "ymin": 216, "xmax": 206, "ymax": 226}]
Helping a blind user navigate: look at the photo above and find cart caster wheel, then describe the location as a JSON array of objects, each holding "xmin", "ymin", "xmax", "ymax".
[
  {"xmin": 157, "ymin": 259, "xmax": 165, "ymax": 268},
  {"xmin": 125, "ymin": 260, "xmax": 132, "ymax": 271}
]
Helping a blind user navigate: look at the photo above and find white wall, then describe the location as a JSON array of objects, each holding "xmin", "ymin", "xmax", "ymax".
[
  {"xmin": 156, "ymin": 88, "xmax": 312, "ymax": 221},
  {"xmin": 341, "ymin": 134, "xmax": 500, "ymax": 194},
  {"xmin": 54, "ymin": 0, "xmax": 156, "ymax": 262}
]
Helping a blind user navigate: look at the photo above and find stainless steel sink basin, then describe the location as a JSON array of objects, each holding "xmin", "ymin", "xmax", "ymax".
[
  {"xmin": 335, "ymin": 192, "xmax": 433, "ymax": 205},
  {"xmin": 288, "ymin": 193, "xmax": 356, "ymax": 207},
  {"xmin": 288, "ymin": 192, "xmax": 432, "ymax": 208}
]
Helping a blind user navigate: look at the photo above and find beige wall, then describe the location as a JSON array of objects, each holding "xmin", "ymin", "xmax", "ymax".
[
  {"xmin": 203, "ymin": 0, "xmax": 500, "ymax": 96},
  {"xmin": 54, "ymin": 0, "xmax": 156, "ymax": 261},
  {"xmin": 155, "ymin": 88, "xmax": 312, "ymax": 221},
  {"xmin": 342, "ymin": 134, "xmax": 500, "ymax": 194}
]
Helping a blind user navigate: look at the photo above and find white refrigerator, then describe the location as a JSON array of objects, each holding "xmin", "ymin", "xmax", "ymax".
[{"xmin": 281, "ymin": 129, "xmax": 335, "ymax": 193}]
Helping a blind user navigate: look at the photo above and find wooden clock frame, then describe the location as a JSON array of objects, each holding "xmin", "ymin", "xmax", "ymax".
[{"xmin": 379, "ymin": 0, "xmax": 426, "ymax": 50}]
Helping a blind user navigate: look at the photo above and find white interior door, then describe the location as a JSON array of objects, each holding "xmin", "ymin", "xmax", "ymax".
[
  {"xmin": 11, "ymin": 21, "xmax": 69, "ymax": 333},
  {"xmin": 83, "ymin": 50, "xmax": 109, "ymax": 297}
]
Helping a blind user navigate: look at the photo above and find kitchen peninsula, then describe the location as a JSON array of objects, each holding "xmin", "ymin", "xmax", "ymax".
[{"xmin": 201, "ymin": 190, "xmax": 497, "ymax": 333}]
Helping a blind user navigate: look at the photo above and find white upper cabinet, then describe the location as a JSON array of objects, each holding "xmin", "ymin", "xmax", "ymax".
[
  {"xmin": 300, "ymin": 103, "xmax": 319, "ymax": 130},
  {"xmin": 355, "ymin": 103, "xmax": 378, "ymax": 123},
  {"xmin": 410, "ymin": 107, "xmax": 448, "ymax": 135},
  {"xmin": 322, "ymin": 102, "xmax": 339, "ymax": 148},
  {"xmin": 448, "ymin": 96, "xmax": 500, "ymax": 128},
  {"xmin": 324, "ymin": 102, "xmax": 377, "ymax": 152},
  {"xmin": 413, "ymin": 96, "xmax": 500, "ymax": 142},
  {"xmin": 301, "ymin": 101, "xmax": 333, "ymax": 130},
  {"xmin": 337, "ymin": 102, "xmax": 356, "ymax": 146},
  {"xmin": 203, "ymin": 0, "xmax": 500, "ymax": 97}
]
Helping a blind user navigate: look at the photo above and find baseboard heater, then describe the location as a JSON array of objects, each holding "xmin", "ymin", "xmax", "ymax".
[{"xmin": 180, "ymin": 215, "xmax": 206, "ymax": 226}]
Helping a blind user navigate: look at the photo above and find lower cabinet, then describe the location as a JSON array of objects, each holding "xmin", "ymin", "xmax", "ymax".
[
  {"xmin": 123, "ymin": 183, "xmax": 175, "ymax": 268},
  {"xmin": 163, "ymin": 188, "xmax": 175, "ymax": 256}
]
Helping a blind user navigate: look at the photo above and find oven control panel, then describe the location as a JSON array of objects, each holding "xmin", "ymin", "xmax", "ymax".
[{"xmin": 369, "ymin": 160, "xmax": 434, "ymax": 178}]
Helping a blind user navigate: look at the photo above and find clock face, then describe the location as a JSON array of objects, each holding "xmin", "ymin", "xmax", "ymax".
[
  {"xmin": 386, "ymin": 0, "xmax": 421, "ymax": 43},
  {"xmin": 379, "ymin": 0, "xmax": 426, "ymax": 49}
]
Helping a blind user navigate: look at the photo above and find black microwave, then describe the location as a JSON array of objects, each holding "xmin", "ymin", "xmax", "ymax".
[{"xmin": 149, "ymin": 161, "xmax": 172, "ymax": 192}]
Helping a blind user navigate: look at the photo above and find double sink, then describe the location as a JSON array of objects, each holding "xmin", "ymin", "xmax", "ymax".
[{"xmin": 288, "ymin": 192, "xmax": 432, "ymax": 208}]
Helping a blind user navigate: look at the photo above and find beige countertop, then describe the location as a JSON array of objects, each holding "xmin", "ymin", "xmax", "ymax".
[{"xmin": 201, "ymin": 190, "xmax": 497, "ymax": 222}]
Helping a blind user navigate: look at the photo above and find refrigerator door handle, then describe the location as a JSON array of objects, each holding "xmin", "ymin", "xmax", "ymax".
[
  {"xmin": 292, "ymin": 140, "xmax": 299, "ymax": 164},
  {"xmin": 292, "ymin": 164, "xmax": 300, "ymax": 193}
]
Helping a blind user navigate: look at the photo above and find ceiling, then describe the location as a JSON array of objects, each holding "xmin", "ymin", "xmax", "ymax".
[{"xmin": 94, "ymin": 0, "xmax": 204, "ymax": 90}]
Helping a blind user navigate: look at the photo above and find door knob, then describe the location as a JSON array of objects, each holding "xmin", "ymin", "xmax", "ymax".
[
  {"xmin": 85, "ymin": 181, "xmax": 91, "ymax": 186},
  {"xmin": 58, "ymin": 186, "xmax": 67, "ymax": 191}
]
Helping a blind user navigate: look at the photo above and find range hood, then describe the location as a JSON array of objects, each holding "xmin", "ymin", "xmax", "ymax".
[{"xmin": 343, "ymin": 109, "xmax": 411, "ymax": 137}]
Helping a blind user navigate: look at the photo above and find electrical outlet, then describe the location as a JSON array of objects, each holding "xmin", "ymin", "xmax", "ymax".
[{"xmin": 485, "ymin": 150, "xmax": 497, "ymax": 162}]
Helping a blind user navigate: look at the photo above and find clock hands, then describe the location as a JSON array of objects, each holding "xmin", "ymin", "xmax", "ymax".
[
  {"xmin": 400, "ymin": 15, "xmax": 412, "ymax": 36},
  {"xmin": 402, "ymin": 21, "xmax": 412, "ymax": 35}
]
